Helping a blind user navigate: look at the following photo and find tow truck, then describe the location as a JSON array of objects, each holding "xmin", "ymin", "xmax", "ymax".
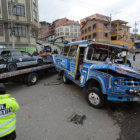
[{"xmin": 0, "ymin": 64, "xmax": 54, "ymax": 86}]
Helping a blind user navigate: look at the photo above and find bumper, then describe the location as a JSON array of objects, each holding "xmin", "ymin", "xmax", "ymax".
[{"xmin": 107, "ymin": 94, "xmax": 140, "ymax": 102}]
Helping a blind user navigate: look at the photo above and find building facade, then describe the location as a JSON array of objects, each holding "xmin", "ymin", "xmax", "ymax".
[
  {"xmin": 39, "ymin": 18, "xmax": 80, "ymax": 42},
  {"xmin": 80, "ymin": 14, "xmax": 133, "ymax": 49},
  {"xmin": 39, "ymin": 21, "xmax": 50, "ymax": 41},
  {"xmin": 0, "ymin": 0, "xmax": 39, "ymax": 53},
  {"xmin": 55, "ymin": 22, "xmax": 80, "ymax": 42}
]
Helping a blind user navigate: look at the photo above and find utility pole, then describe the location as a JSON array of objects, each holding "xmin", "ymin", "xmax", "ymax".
[
  {"xmin": 134, "ymin": 21, "xmax": 140, "ymax": 41},
  {"xmin": 10, "ymin": 0, "xmax": 15, "ymax": 49},
  {"xmin": 109, "ymin": 14, "xmax": 112, "ymax": 43}
]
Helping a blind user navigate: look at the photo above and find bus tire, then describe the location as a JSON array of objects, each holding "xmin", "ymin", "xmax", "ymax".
[{"xmin": 86, "ymin": 87, "xmax": 104, "ymax": 108}]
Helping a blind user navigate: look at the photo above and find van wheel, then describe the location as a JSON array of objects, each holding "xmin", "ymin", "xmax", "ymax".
[
  {"xmin": 86, "ymin": 87, "xmax": 104, "ymax": 108},
  {"xmin": 63, "ymin": 73, "xmax": 70, "ymax": 84},
  {"xmin": 37, "ymin": 59, "xmax": 43, "ymax": 66},
  {"xmin": 25, "ymin": 73, "xmax": 38, "ymax": 86},
  {"xmin": 7, "ymin": 63, "xmax": 17, "ymax": 71}
]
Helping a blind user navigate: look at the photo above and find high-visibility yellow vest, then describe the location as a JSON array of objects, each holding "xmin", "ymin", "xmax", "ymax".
[{"xmin": 0, "ymin": 94, "xmax": 19, "ymax": 138}]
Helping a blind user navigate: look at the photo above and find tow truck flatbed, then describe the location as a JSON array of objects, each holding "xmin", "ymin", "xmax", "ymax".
[{"xmin": 0, "ymin": 63, "xmax": 55, "ymax": 86}]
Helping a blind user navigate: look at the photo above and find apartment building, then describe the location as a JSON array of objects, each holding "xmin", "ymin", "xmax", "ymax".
[
  {"xmin": 39, "ymin": 18, "xmax": 80, "ymax": 42},
  {"xmin": 0, "ymin": 0, "xmax": 39, "ymax": 53},
  {"xmin": 55, "ymin": 22, "xmax": 80, "ymax": 42},
  {"xmin": 39, "ymin": 21, "xmax": 50, "ymax": 41},
  {"xmin": 80, "ymin": 13, "xmax": 133, "ymax": 49}
]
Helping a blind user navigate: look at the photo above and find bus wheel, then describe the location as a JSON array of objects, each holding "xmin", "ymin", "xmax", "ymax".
[
  {"xmin": 63, "ymin": 73, "xmax": 70, "ymax": 84},
  {"xmin": 86, "ymin": 87, "xmax": 104, "ymax": 108}
]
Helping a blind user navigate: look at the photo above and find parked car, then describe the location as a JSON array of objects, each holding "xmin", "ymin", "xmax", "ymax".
[{"xmin": 0, "ymin": 49, "xmax": 44, "ymax": 72}]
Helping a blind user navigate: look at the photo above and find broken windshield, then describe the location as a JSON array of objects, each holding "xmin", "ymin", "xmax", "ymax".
[{"xmin": 86, "ymin": 45, "xmax": 131, "ymax": 67}]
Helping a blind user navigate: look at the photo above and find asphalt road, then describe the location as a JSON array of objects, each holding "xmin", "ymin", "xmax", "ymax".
[{"xmin": 6, "ymin": 73, "xmax": 120, "ymax": 140}]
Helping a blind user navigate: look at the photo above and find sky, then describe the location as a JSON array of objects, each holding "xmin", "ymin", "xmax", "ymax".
[{"xmin": 38, "ymin": 0, "xmax": 140, "ymax": 34}]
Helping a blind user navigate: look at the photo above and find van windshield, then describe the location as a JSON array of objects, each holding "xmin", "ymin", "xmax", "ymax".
[{"xmin": 86, "ymin": 46, "xmax": 130, "ymax": 66}]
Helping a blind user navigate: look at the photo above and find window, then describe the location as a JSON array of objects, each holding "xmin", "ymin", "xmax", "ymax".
[
  {"xmin": 82, "ymin": 38, "xmax": 84, "ymax": 40},
  {"xmin": 1, "ymin": 51, "xmax": 11, "ymax": 57},
  {"xmin": 71, "ymin": 33, "xmax": 73, "ymax": 36},
  {"xmin": 68, "ymin": 46, "xmax": 78, "ymax": 57},
  {"xmin": 88, "ymin": 27, "xmax": 91, "ymax": 32},
  {"xmin": 82, "ymin": 30, "xmax": 84, "ymax": 34},
  {"xmin": 61, "ymin": 46, "xmax": 70, "ymax": 56},
  {"xmin": 11, "ymin": 25, "xmax": 26, "ymax": 37},
  {"xmin": 93, "ymin": 24, "xmax": 96, "ymax": 30},
  {"xmin": 70, "ymin": 28, "xmax": 73, "ymax": 32},
  {"xmin": 60, "ymin": 32, "xmax": 64, "ymax": 35},
  {"xmin": 87, "ymin": 47, "xmax": 108, "ymax": 62},
  {"xmin": 8, "ymin": 4, "xmax": 25, "ymax": 16},
  {"xmin": 65, "ymin": 32, "xmax": 69, "ymax": 36},
  {"xmin": 31, "ymin": 28, "xmax": 36, "ymax": 38},
  {"xmin": 11, "ymin": 51, "xmax": 22, "ymax": 57},
  {"xmin": 104, "ymin": 33, "xmax": 108, "ymax": 38},
  {"xmin": 104, "ymin": 24, "xmax": 108, "ymax": 29},
  {"xmin": 33, "ymin": 10, "xmax": 37, "ymax": 20},
  {"xmin": 88, "ymin": 35, "xmax": 91, "ymax": 39},
  {"xmin": 70, "ymin": 25, "xmax": 73, "ymax": 28},
  {"xmin": 85, "ymin": 29, "xmax": 87, "ymax": 33},
  {"xmin": 74, "ymin": 33, "xmax": 77, "ymax": 37},
  {"xmin": 74, "ymin": 29, "xmax": 77, "ymax": 32},
  {"xmin": 111, "ymin": 36, "xmax": 117, "ymax": 40},
  {"xmin": 21, "ymin": 51, "xmax": 31, "ymax": 57},
  {"xmin": 65, "ymin": 28, "xmax": 69, "ymax": 32},
  {"xmin": 0, "ymin": 24, "xmax": 3, "ymax": 36},
  {"xmin": 93, "ymin": 33, "xmax": 96, "ymax": 38},
  {"xmin": 60, "ymin": 28, "xmax": 63, "ymax": 31},
  {"xmin": 85, "ymin": 36, "xmax": 87, "ymax": 40}
]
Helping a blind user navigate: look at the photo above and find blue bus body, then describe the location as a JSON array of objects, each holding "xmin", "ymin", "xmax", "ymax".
[{"xmin": 56, "ymin": 40, "xmax": 140, "ymax": 105}]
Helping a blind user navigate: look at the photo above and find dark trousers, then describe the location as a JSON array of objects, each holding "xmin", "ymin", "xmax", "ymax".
[{"xmin": 0, "ymin": 131, "xmax": 16, "ymax": 140}]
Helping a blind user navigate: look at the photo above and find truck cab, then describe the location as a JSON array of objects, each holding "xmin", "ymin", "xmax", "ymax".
[{"xmin": 56, "ymin": 40, "xmax": 140, "ymax": 108}]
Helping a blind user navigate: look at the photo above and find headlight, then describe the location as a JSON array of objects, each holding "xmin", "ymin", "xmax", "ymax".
[{"xmin": 114, "ymin": 79, "xmax": 119, "ymax": 85}]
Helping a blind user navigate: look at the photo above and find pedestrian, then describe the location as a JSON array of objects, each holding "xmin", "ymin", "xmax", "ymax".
[{"xmin": 0, "ymin": 84, "xmax": 19, "ymax": 140}]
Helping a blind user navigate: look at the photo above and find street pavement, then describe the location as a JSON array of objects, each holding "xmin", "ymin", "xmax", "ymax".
[{"xmin": 6, "ymin": 73, "xmax": 120, "ymax": 140}]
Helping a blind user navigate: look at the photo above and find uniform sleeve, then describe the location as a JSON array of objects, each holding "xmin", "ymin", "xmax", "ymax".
[{"xmin": 10, "ymin": 98, "xmax": 20, "ymax": 112}]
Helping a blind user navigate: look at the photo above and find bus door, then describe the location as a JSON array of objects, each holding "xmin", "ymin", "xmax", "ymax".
[
  {"xmin": 67, "ymin": 45, "xmax": 86, "ymax": 80},
  {"xmin": 67, "ymin": 45, "xmax": 79, "ymax": 79}
]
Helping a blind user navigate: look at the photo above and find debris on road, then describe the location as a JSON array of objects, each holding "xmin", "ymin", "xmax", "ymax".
[{"xmin": 69, "ymin": 112, "xmax": 86, "ymax": 125}]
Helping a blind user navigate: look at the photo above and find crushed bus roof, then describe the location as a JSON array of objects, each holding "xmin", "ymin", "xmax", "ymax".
[{"xmin": 65, "ymin": 40, "xmax": 130, "ymax": 50}]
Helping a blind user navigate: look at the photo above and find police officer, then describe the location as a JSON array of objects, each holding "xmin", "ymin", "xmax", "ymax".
[{"xmin": 0, "ymin": 84, "xmax": 19, "ymax": 140}]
